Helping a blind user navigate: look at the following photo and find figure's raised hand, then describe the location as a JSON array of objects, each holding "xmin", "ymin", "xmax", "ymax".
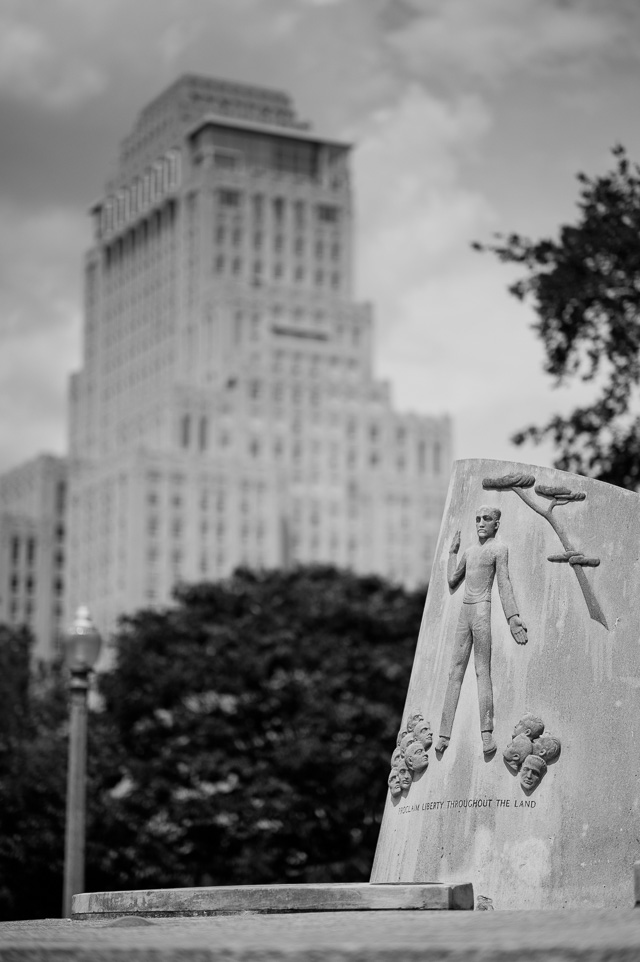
[
  {"xmin": 509, "ymin": 615, "xmax": 528, "ymax": 645},
  {"xmin": 450, "ymin": 530, "xmax": 461, "ymax": 554}
]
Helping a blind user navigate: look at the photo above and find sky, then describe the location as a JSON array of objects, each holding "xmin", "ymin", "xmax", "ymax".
[{"xmin": 2, "ymin": 0, "xmax": 640, "ymax": 474}]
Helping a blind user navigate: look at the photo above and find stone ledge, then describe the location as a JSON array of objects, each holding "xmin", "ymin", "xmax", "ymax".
[
  {"xmin": 2, "ymin": 909, "xmax": 640, "ymax": 962},
  {"xmin": 72, "ymin": 881, "xmax": 474, "ymax": 918}
]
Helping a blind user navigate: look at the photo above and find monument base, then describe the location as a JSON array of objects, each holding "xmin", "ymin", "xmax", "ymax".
[{"xmin": 71, "ymin": 881, "xmax": 474, "ymax": 918}]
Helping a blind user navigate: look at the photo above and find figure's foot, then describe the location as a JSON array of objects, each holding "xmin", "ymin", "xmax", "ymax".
[
  {"xmin": 435, "ymin": 736, "xmax": 450, "ymax": 753},
  {"xmin": 481, "ymin": 731, "xmax": 497, "ymax": 756}
]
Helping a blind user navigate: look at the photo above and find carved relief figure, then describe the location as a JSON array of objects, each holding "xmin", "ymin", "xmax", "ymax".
[
  {"xmin": 532, "ymin": 733, "xmax": 561, "ymax": 763},
  {"xmin": 503, "ymin": 711, "xmax": 561, "ymax": 792},
  {"xmin": 512, "ymin": 714, "xmax": 544, "ymax": 740},
  {"xmin": 406, "ymin": 710, "xmax": 424, "ymax": 732},
  {"xmin": 396, "ymin": 762, "xmax": 412, "ymax": 791},
  {"xmin": 413, "ymin": 719, "xmax": 433, "ymax": 750},
  {"xmin": 399, "ymin": 732, "xmax": 418, "ymax": 755},
  {"xmin": 520, "ymin": 755, "xmax": 547, "ymax": 791},
  {"xmin": 436, "ymin": 505, "xmax": 528, "ymax": 757},
  {"xmin": 388, "ymin": 709, "xmax": 432, "ymax": 796},
  {"xmin": 388, "ymin": 770, "xmax": 402, "ymax": 797},
  {"xmin": 502, "ymin": 733, "xmax": 534, "ymax": 772},
  {"xmin": 405, "ymin": 741, "xmax": 429, "ymax": 773}
]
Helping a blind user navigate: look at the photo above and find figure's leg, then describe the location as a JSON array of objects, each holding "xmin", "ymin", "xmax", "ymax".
[
  {"xmin": 436, "ymin": 607, "xmax": 473, "ymax": 751},
  {"xmin": 471, "ymin": 602, "xmax": 495, "ymax": 754}
]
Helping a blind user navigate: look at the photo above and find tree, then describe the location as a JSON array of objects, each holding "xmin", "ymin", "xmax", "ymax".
[
  {"xmin": 84, "ymin": 566, "xmax": 424, "ymax": 894},
  {"xmin": 0, "ymin": 628, "xmax": 68, "ymax": 920},
  {"xmin": 474, "ymin": 145, "xmax": 640, "ymax": 490}
]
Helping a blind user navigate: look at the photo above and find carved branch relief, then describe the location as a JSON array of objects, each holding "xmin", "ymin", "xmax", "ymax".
[{"xmin": 482, "ymin": 473, "xmax": 607, "ymax": 629}]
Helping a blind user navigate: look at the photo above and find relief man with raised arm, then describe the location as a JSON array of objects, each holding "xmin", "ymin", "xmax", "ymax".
[{"xmin": 435, "ymin": 505, "xmax": 528, "ymax": 757}]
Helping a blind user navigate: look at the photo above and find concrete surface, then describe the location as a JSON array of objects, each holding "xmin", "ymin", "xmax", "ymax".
[
  {"xmin": 373, "ymin": 459, "xmax": 640, "ymax": 909},
  {"xmin": 2, "ymin": 909, "xmax": 640, "ymax": 960}
]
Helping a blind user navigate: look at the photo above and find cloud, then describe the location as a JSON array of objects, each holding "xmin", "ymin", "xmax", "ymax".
[
  {"xmin": 0, "ymin": 202, "xmax": 83, "ymax": 471},
  {"xmin": 353, "ymin": 84, "xmax": 492, "ymax": 323},
  {"xmin": 0, "ymin": 9, "xmax": 107, "ymax": 109},
  {"xmin": 382, "ymin": 0, "xmax": 630, "ymax": 86}
]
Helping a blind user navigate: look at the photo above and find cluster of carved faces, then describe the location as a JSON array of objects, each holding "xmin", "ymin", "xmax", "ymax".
[
  {"xmin": 502, "ymin": 714, "xmax": 561, "ymax": 792},
  {"xmin": 387, "ymin": 708, "xmax": 432, "ymax": 797}
]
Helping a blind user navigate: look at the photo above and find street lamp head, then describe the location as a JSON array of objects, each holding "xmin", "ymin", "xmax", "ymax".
[{"xmin": 64, "ymin": 605, "xmax": 102, "ymax": 672}]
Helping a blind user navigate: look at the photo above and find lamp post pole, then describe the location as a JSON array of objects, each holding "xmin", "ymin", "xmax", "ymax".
[{"xmin": 62, "ymin": 606, "xmax": 101, "ymax": 919}]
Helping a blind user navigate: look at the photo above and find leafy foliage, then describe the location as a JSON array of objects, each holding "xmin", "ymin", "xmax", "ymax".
[
  {"xmin": 0, "ymin": 628, "xmax": 68, "ymax": 920},
  {"xmin": 0, "ymin": 567, "xmax": 423, "ymax": 917},
  {"xmin": 86, "ymin": 566, "xmax": 423, "ymax": 893},
  {"xmin": 474, "ymin": 145, "xmax": 640, "ymax": 490}
]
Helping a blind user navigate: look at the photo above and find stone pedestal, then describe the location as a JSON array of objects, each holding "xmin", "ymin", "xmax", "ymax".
[
  {"xmin": 372, "ymin": 459, "xmax": 640, "ymax": 909},
  {"xmin": 71, "ymin": 882, "xmax": 473, "ymax": 918}
]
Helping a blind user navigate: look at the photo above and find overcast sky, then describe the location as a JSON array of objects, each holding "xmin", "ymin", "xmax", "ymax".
[{"xmin": 2, "ymin": 0, "xmax": 640, "ymax": 474}]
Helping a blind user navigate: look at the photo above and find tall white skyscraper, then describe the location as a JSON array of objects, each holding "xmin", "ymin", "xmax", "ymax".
[{"xmin": 66, "ymin": 74, "xmax": 452, "ymax": 634}]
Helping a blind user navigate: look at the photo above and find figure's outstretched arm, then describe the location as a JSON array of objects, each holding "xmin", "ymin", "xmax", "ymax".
[
  {"xmin": 447, "ymin": 531, "xmax": 466, "ymax": 592},
  {"xmin": 496, "ymin": 544, "xmax": 528, "ymax": 644}
]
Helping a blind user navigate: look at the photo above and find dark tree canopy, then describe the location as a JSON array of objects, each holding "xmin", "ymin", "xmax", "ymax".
[
  {"xmin": 475, "ymin": 145, "xmax": 640, "ymax": 490},
  {"xmin": 87, "ymin": 566, "xmax": 423, "ymax": 893},
  {"xmin": 0, "ymin": 628, "xmax": 68, "ymax": 920},
  {"xmin": 0, "ymin": 566, "xmax": 424, "ymax": 919}
]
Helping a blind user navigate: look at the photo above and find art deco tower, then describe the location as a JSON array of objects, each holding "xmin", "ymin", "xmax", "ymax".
[{"xmin": 67, "ymin": 75, "xmax": 451, "ymax": 633}]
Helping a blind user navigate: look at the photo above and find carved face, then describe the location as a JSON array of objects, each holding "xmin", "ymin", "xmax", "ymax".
[
  {"xmin": 520, "ymin": 756, "xmax": 545, "ymax": 790},
  {"xmin": 390, "ymin": 747, "xmax": 403, "ymax": 768},
  {"xmin": 475, "ymin": 505, "xmax": 499, "ymax": 541},
  {"xmin": 397, "ymin": 763, "xmax": 412, "ymax": 790},
  {"xmin": 406, "ymin": 710, "xmax": 424, "ymax": 732},
  {"xmin": 413, "ymin": 719, "xmax": 433, "ymax": 750},
  {"xmin": 388, "ymin": 770, "xmax": 402, "ymax": 797},
  {"xmin": 502, "ymin": 734, "xmax": 533, "ymax": 771},
  {"xmin": 399, "ymin": 732, "xmax": 418, "ymax": 754},
  {"xmin": 531, "ymin": 733, "xmax": 561, "ymax": 763},
  {"xmin": 405, "ymin": 742, "xmax": 429, "ymax": 773},
  {"xmin": 396, "ymin": 729, "xmax": 408, "ymax": 747},
  {"xmin": 512, "ymin": 715, "xmax": 545, "ymax": 740}
]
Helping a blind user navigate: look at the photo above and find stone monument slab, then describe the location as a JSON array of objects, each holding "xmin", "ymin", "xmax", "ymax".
[{"xmin": 372, "ymin": 459, "xmax": 640, "ymax": 909}]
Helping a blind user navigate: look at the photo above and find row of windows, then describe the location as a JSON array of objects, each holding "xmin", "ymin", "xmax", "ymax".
[
  {"xmin": 177, "ymin": 412, "xmax": 442, "ymax": 473},
  {"xmin": 218, "ymin": 190, "xmax": 340, "ymax": 227},
  {"xmin": 101, "ymin": 150, "xmax": 181, "ymax": 237},
  {"xmin": 104, "ymin": 202, "xmax": 177, "ymax": 273},
  {"xmin": 214, "ymin": 254, "xmax": 341, "ymax": 288},
  {"xmin": 215, "ymin": 226, "xmax": 341, "ymax": 261}
]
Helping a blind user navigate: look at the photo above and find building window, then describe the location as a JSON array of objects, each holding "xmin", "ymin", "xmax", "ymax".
[
  {"xmin": 317, "ymin": 204, "xmax": 339, "ymax": 224},
  {"xmin": 199, "ymin": 416, "xmax": 208, "ymax": 451},
  {"xmin": 418, "ymin": 440, "xmax": 426, "ymax": 472},
  {"xmin": 26, "ymin": 538, "xmax": 35, "ymax": 565},
  {"xmin": 180, "ymin": 414, "xmax": 190, "ymax": 449},
  {"xmin": 219, "ymin": 189, "xmax": 241, "ymax": 207},
  {"xmin": 10, "ymin": 536, "xmax": 19, "ymax": 564},
  {"xmin": 252, "ymin": 194, "xmax": 264, "ymax": 221},
  {"xmin": 294, "ymin": 201, "xmax": 305, "ymax": 229}
]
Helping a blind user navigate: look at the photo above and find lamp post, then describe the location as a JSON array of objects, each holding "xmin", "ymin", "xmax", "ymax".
[{"xmin": 62, "ymin": 606, "xmax": 102, "ymax": 918}]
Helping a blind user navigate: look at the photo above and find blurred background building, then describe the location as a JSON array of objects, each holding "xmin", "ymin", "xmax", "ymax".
[
  {"xmin": 0, "ymin": 455, "xmax": 67, "ymax": 659},
  {"xmin": 1, "ymin": 74, "xmax": 452, "ymax": 651}
]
